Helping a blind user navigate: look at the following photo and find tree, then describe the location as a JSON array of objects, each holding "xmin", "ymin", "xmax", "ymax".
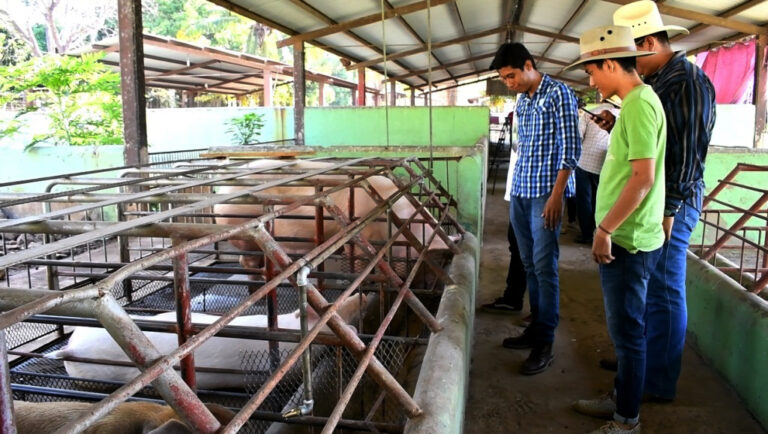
[
  {"xmin": 0, "ymin": 0, "xmax": 116, "ymax": 58},
  {"xmin": 226, "ymin": 112, "xmax": 264, "ymax": 145},
  {"xmin": 0, "ymin": 53, "xmax": 123, "ymax": 150},
  {"xmin": 0, "ymin": 26, "xmax": 32, "ymax": 66}
]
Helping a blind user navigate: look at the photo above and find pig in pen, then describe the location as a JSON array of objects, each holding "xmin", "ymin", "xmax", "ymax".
[{"xmin": 0, "ymin": 155, "xmax": 468, "ymax": 433}]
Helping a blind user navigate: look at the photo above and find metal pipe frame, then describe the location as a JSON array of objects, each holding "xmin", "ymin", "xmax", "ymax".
[
  {"xmin": 0, "ymin": 156, "xmax": 467, "ymax": 432},
  {"xmin": 0, "ymin": 289, "xmax": 222, "ymax": 433},
  {"xmin": 322, "ymin": 196, "xmax": 451, "ymax": 433},
  {"xmin": 694, "ymin": 163, "xmax": 768, "ymax": 293},
  {"xmin": 0, "ymin": 157, "xmax": 370, "ymax": 270}
]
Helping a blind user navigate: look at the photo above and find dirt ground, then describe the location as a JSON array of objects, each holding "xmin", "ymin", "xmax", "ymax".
[{"xmin": 464, "ymin": 181, "xmax": 766, "ymax": 434}]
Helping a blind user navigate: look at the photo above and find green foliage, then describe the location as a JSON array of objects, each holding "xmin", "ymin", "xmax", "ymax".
[
  {"xmin": 0, "ymin": 53, "xmax": 123, "ymax": 150},
  {"xmin": 226, "ymin": 112, "xmax": 265, "ymax": 145},
  {"xmin": 0, "ymin": 28, "xmax": 32, "ymax": 66}
]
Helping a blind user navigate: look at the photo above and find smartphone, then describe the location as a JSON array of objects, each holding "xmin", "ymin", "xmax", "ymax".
[{"xmin": 582, "ymin": 108, "xmax": 602, "ymax": 120}]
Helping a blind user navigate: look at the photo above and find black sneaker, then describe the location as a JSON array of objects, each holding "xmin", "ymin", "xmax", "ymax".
[{"xmin": 481, "ymin": 297, "xmax": 522, "ymax": 314}]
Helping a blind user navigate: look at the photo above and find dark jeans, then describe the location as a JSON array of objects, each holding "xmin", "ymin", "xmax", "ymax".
[
  {"xmin": 600, "ymin": 244, "xmax": 663, "ymax": 424},
  {"xmin": 644, "ymin": 182, "xmax": 703, "ymax": 400},
  {"xmin": 502, "ymin": 220, "xmax": 527, "ymax": 306},
  {"xmin": 510, "ymin": 195, "xmax": 561, "ymax": 345},
  {"xmin": 575, "ymin": 167, "xmax": 600, "ymax": 239}
]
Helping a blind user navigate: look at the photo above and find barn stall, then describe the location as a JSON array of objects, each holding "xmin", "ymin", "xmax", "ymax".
[{"xmin": 0, "ymin": 124, "xmax": 486, "ymax": 433}]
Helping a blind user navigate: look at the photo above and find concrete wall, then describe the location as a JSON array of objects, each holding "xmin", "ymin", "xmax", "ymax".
[
  {"xmin": 146, "ymin": 107, "xmax": 293, "ymax": 150},
  {"xmin": 0, "ymin": 145, "xmax": 124, "ymax": 193},
  {"xmin": 686, "ymin": 252, "xmax": 768, "ymax": 430},
  {"xmin": 710, "ymin": 105, "xmax": 756, "ymax": 148}
]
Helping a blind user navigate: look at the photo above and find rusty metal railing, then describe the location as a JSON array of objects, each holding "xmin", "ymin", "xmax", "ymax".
[
  {"xmin": 690, "ymin": 163, "xmax": 768, "ymax": 294},
  {"xmin": 0, "ymin": 156, "xmax": 465, "ymax": 433}
]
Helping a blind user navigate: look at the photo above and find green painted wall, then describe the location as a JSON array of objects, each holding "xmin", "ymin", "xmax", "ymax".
[
  {"xmin": 686, "ymin": 253, "xmax": 768, "ymax": 430},
  {"xmin": 305, "ymin": 107, "xmax": 489, "ymax": 147}
]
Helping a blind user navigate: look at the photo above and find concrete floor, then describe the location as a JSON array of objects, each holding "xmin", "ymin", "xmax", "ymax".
[{"xmin": 464, "ymin": 182, "xmax": 766, "ymax": 433}]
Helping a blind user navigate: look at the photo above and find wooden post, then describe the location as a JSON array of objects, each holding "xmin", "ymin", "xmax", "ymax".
[
  {"xmin": 755, "ymin": 33, "xmax": 767, "ymax": 148},
  {"xmin": 357, "ymin": 68, "xmax": 366, "ymax": 106},
  {"xmin": 117, "ymin": 0, "xmax": 148, "ymax": 167},
  {"xmin": 318, "ymin": 81, "xmax": 325, "ymax": 106},
  {"xmin": 293, "ymin": 42, "xmax": 305, "ymax": 146},
  {"xmin": 410, "ymin": 87, "xmax": 416, "ymax": 106},
  {"xmin": 390, "ymin": 81, "xmax": 397, "ymax": 106},
  {"xmin": 263, "ymin": 68, "xmax": 273, "ymax": 107}
]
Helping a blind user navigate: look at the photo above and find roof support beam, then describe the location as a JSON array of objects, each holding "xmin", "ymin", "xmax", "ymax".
[
  {"xmin": 286, "ymin": 0, "xmax": 432, "ymax": 88},
  {"xmin": 293, "ymin": 42, "xmax": 305, "ymax": 146},
  {"xmin": 672, "ymin": 0, "xmax": 766, "ymax": 42},
  {"xmin": 145, "ymin": 60, "xmax": 219, "ymax": 81},
  {"xmin": 117, "ymin": 0, "xmax": 148, "ymax": 167},
  {"xmin": 348, "ymin": 25, "xmax": 507, "ymax": 71},
  {"xmin": 601, "ymin": 0, "xmax": 768, "ymax": 36},
  {"xmin": 277, "ymin": 0, "xmax": 453, "ymax": 48},
  {"xmin": 754, "ymin": 33, "xmax": 767, "ymax": 147},
  {"xmin": 386, "ymin": 52, "xmax": 495, "ymax": 81},
  {"xmin": 348, "ymin": 23, "xmax": 576, "ymax": 72}
]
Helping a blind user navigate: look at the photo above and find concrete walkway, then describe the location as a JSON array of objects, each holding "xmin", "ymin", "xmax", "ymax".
[{"xmin": 464, "ymin": 184, "xmax": 766, "ymax": 433}]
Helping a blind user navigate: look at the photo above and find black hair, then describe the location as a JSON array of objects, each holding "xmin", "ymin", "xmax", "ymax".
[
  {"xmin": 583, "ymin": 56, "xmax": 637, "ymax": 73},
  {"xmin": 489, "ymin": 42, "xmax": 536, "ymax": 71},
  {"xmin": 635, "ymin": 30, "xmax": 669, "ymax": 47}
]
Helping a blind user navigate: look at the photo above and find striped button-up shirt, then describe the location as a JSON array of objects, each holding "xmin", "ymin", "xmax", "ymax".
[
  {"xmin": 512, "ymin": 74, "xmax": 581, "ymax": 199},
  {"xmin": 645, "ymin": 51, "xmax": 716, "ymax": 215},
  {"xmin": 577, "ymin": 103, "xmax": 618, "ymax": 174}
]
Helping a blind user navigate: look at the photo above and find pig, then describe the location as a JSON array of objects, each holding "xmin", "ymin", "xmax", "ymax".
[
  {"xmin": 12, "ymin": 400, "xmax": 234, "ymax": 434},
  {"xmin": 47, "ymin": 294, "xmax": 366, "ymax": 389},
  {"xmin": 213, "ymin": 159, "xmax": 452, "ymax": 280}
]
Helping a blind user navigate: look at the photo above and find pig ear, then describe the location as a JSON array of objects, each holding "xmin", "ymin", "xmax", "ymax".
[
  {"xmin": 296, "ymin": 306, "xmax": 321, "ymax": 322},
  {"xmin": 146, "ymin": 419, "xmax": 191, "ymax": 434}
]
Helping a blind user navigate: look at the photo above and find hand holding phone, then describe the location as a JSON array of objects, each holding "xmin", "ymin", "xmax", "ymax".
[{"xmin": 582, "ymin": 108, "xmax": 602, "ymax": 120}]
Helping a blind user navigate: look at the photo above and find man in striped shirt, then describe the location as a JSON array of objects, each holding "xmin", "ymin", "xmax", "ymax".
[
  {"xmin": 490, "ymin": 42, "xmax": 581, "ymax": 375},
  {"xmin": 614, "ymin": 1, "xmax": 717, "ymax": 402}
]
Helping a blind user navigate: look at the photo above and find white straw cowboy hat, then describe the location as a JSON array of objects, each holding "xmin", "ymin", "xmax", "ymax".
[
  {"xmin": 565, "ymin": 25, "xmax": 653, "ymax": 70},
  {"xmin": 613, "ymin": 0, "xmax": 689, "ymax": 39}
]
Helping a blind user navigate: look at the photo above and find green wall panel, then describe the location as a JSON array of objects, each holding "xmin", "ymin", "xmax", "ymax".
[{"xmin": 305, "ymin": 107, "xmax": 489, "ymax": 147}]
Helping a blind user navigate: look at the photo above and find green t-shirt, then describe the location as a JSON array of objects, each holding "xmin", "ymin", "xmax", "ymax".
[{"xmin": 595, "ymin": 84, "xmax": 666, "ymax": 253}]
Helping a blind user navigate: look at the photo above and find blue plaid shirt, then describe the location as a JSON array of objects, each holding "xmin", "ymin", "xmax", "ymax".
[{"xmin": 512, "ymin": 74, "xmax": 581, "ymax": 198}]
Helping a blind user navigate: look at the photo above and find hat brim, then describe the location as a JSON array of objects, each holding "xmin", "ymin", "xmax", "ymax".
[
  {"xmin": 632, "ymin": 24, "xmax": 690, "ymax": 39},
  {"xmin": 565, "ymin": 50, "xmax": 654, "ymax": 71}
]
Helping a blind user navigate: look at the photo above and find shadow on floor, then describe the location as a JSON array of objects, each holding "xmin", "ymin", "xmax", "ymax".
[{"xmin": 464, "ymin": 179, "xmax": 766, "ymax": 434}]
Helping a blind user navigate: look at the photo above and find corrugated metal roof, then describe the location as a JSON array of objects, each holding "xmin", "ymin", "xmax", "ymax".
[
  {"xmin": 206, "ymin": 0, "xmax": 767, "ymax": 92},
  {"xmin": 76, "ymin": 33, "xmax": 375, "ymax": 96}
]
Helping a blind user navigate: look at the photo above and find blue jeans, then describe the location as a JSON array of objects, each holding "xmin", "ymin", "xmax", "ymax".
[
  {"xmin": 600, "ymin": 244, "xmax": 663, "ymax": 424},
  {"xmin": 575, "ymin": 167, "xmax": 600, "ymax": 240},
  {"xmin": 644, "ymin": 182, "xmax": 704, "ymax": 399},
  {"xmin": 509, "ymin": 195, "xmax": 561, "ymax": 345}
]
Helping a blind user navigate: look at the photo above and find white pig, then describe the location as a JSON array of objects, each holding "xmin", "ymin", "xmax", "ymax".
[
  {"xmin": 47, "ymin": 294, "xmax": 366, "ymax": 389},
  {"xmin": 214, "ymin": 159, "xmax": 451, "ymax": 277}
]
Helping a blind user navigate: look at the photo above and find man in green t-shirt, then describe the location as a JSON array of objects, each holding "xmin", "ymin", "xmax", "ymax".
[{"xmin": 565, "ymin": 25, "xmax": 665, "ymax": 434}]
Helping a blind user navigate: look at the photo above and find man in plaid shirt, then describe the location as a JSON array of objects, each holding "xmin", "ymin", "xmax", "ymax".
[{"xmin": 490, "ymin": 42, "xmax": 581, "ymax": 375}]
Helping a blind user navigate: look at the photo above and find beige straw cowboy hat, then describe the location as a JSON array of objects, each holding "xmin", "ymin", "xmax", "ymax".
[
  {"xmin": 565, "ymin": 25, "xmax": 654, "ymax": 70},
  {"xmin": 613, "ymin": 0, "xmax": 689, "ymax": 39}
]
